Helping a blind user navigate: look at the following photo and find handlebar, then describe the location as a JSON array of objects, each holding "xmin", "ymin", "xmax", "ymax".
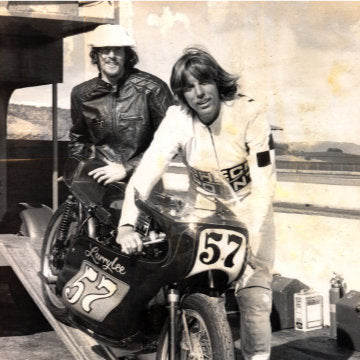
[
  {"xmin": 108, "ymin": 230, "xmax": 166, "ymax": 255},
  {"xmin": 142, "ymin": 231, "xmax": 166, "ymax": 246}
]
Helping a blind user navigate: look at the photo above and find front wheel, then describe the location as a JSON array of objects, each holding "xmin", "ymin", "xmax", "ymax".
[{"xmin": 156, "ymin": 293, "xmax": 235, "ymax": 360}]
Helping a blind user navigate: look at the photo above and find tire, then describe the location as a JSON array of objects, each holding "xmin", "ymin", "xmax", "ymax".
[
  {"xmin": 156, "ymin": 293, "xmax": 235, "ymax": 360},
  {"xmin": 40, "ymin": 202, "xmax": 79, "ymax": 322}
]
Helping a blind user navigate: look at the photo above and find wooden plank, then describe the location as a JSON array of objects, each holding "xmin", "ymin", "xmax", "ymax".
[{"xmin": 0, "ymin": 235, "xmax": 117, "ymax": 360}]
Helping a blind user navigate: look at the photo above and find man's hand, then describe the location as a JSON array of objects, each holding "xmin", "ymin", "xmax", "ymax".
[
  {"xmin": 88, "ymin": 159, "xmax": 127, "ymax": 185},
  {"xmin": 116, "ymin": 226, "xmax": 143, "ymax": 255}
]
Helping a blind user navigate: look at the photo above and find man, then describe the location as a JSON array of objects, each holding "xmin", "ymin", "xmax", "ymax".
[
  {"xmin": 116, "ymin": 47, "xmax": 276, "ymax": 360},
  {"xmin": 69, "ymin": 24, "xmax": 173, "ymax": 185}
]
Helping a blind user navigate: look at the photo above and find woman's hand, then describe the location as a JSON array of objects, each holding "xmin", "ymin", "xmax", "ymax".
[
  {"xmin": 88, "ymin": 159, "xmax": 127, "ymax": 185},
  {"xmin": 116, "ymin": 226, "xmax": 143, "ymax": 255}
]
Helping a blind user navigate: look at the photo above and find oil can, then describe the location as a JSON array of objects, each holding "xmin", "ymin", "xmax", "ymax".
[{"xmin": 294, "ymin": 289, "xmax": 323, "ymax": 331}]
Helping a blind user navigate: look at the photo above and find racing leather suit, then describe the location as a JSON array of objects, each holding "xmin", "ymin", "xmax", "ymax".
[
  {"xmin": 69, "ymin": 68, "xmax": 173, "ymax": 178},
  {"xmin": 120, "ymin": 95, "xmax": 276, "ymax": 360}
]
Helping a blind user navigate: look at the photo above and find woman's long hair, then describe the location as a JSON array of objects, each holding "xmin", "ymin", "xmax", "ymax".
[{"xmin": 170, "ymin": 46, "xmax": 239, "ymax": 115}]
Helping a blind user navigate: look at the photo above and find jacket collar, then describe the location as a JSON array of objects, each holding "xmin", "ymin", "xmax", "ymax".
[{"xmin": 97, "ymin": 68, "xmax": 136, "ymax": 89}]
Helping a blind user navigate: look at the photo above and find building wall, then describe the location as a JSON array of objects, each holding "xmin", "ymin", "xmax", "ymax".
[{"xmin": 273, "ymin": 204, "xmax": 360, "ymax": 325}]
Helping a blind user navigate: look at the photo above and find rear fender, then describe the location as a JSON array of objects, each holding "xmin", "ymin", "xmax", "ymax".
[{"xmin": 18, "ymin": 203, "xmax": 53, "ymax": 239}]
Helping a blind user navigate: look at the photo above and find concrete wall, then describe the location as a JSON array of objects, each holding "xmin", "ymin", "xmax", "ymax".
[{"xmin": 274, "ymin": 211, "xmax": 360, "ymax": 325}]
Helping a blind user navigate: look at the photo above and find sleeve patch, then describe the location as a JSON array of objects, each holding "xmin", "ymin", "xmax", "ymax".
[{"xmin": 257, "ymin": 150, "xmax": 271, "ymax": 167}]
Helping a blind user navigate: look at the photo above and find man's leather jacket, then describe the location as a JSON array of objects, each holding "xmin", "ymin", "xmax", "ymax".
[{"xmin": 69, "ymin": 68, "xmax": 173, "ymax": 177}]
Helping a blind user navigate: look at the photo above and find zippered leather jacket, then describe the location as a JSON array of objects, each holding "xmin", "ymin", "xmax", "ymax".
[{"xmin": 69, "ymin": 68, "xmax": 173, "ymax": 177}]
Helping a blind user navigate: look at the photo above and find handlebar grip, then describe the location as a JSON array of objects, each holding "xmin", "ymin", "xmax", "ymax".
[
  {"xmin": 142, "ymin": 238, "xmax": 166, "ymax": 246},
  {"xmin": 142, "ymin": 232, "xmax": 166, "ymax": 246}
]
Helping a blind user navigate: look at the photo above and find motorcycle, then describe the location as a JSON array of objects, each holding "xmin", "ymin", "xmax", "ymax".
[{"xmin": 40, "ymin": 156, "xmax": 249, "ymax": 360}]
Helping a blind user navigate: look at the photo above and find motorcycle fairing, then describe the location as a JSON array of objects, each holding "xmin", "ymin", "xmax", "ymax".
[{"xmin": 136, "ymin": 193, "xmax": 249, "ymax": 284}]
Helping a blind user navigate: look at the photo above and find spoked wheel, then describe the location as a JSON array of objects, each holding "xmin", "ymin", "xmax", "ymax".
[
  {"xmin": 156, "ymin": 293, "xmax": 235, "ymax": 360},
  {"xmin": 40, "ymin": 199, "xmax": 80, "ymax": 321}
]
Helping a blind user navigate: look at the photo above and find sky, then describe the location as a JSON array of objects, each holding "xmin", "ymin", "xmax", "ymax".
[{"xmin": 9, "ymin": 1, "xmax": 360, "ymax": 145}]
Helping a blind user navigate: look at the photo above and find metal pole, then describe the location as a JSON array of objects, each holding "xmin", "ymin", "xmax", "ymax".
[
  {"xmin": 167, "ymin": 288, "xmax": 179, "ymax": 360},
  {"xmin": 114, "ymin": 0, "xmax": 120, "ymax": 24},
  {"xmin": 52, "ymin": 83, "xmax": 58, "ymax": 211},
  {"xmin": 0, "ymin": 88, "xmax": 13, "ymax": 223}
]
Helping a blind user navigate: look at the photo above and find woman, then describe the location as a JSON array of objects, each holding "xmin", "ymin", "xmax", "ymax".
[{"xmin": 116, "ymin": 47, "xmax": 276, "ymax": 360}]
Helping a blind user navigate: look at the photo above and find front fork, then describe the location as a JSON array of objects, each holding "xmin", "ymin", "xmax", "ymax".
[
  {"xmin": 167, "ymin": 287, "xmax": 197, "ymax": 360},
  {"xmin": 166, "ymin": 273, "xmax": 216, "ymax": 359},
  {"xmin": 167, "ymin": 287, "xmax": 180, "ymax": 360}
]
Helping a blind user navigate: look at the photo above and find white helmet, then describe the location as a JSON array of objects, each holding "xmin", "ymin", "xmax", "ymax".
[{"xmin": 87, "ymin": 24, "xmax": 136, "ymax": 48}]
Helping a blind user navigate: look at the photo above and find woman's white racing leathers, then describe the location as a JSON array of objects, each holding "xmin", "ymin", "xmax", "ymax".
[
  {"xmin": 120, "ymin": 95, "xmax": 276, "ymax": 264},
  {"xmin": 120, "ymin": 95, "xmax": 277, "ymax": 360}
]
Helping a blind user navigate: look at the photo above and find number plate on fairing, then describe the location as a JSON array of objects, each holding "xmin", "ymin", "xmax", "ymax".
[
  {"xmin": 62, "ymin": 261, "xmax": 129, "ymax": 322},
  {"xmin": 187, "ymin": 227, "xmax": 247, "ymax": 283}
]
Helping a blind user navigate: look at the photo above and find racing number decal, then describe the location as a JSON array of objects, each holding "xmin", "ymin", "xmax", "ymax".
[
  {"xmin": 200, "ymin": 232, "xmax": 222, "ymax": 265},
  {"xmin": 64, "ymin": 265, "xmax": 117, "ymax": 312},
  {"xmin": 187, "ymin": 228, "xmax": 247, "ymax": 283},
  {"xmin": 224, "ymin": 234, "xmax": 243, "ymax": 268},
  {"xmin": 200, "ymin": 232, "xmax": 243, "ymax": 268},
  {"xmin": 81, "ymin": 275, "xmax": 117, "ymax": 313},
  {"xmin": 63, "ymin": 261, "xmax": 129, "ymax": 322},
  {"xmin": 65, "ymin": 265, "xmax": 98, "ymax": 306}
]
